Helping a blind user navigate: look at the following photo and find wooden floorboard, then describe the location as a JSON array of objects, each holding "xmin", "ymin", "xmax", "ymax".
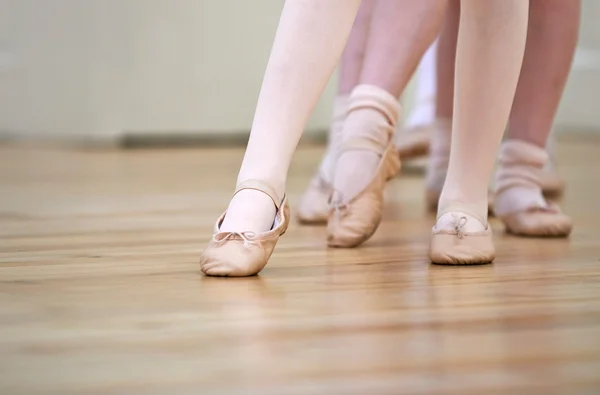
[{"xmin": 1, "ymin": 141, "xmax": 600, "ymax": 394}]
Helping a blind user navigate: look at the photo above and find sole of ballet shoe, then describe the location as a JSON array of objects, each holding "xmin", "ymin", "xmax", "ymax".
[
  {"xmin": 502, "ymin": 210, "xmax": 572, "ymax": 238},
  {"xmin": 429, "ymin": 227, "xmax": 495, "ymax": 265},
  {"xmin": 327, "ymin": 143, "xmax": 401, "ymax": 248},
  {"xmin": 395, "ymin": 125, "xmax": 430, "ymax": 159}
]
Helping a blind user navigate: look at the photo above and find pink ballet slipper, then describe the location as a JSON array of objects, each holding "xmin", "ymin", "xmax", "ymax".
[
  {"xmin": 429, "ymin": 205, "xmax": 495, "ymax": 265},
  {"xmin": 494, "ymin": 140, "xmax": 572, "ymax": 237}
]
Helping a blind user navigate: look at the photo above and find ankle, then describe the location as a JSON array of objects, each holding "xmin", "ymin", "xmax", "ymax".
[
  {"xmin": 315, "ymin": 95, "xmax": 350, "ymax": 185},
  {"xmin": 235, "ymin": 175, "xmax": 285, "ymax": 202},
  {"xmin": 346, "ymin": 85, "xmax": 401, "ymax": 130},
  {"xmin": 426, "ymin": 118, "xmax": 452, "ymax": 192},
  {"xmin": 221, "ymin": 190, "xmax": 277, "ymax": 233},
  {"xmin": 437, "ymin": 194, "xmax": 489, "ymax": 226},
  {"xmin": 436, "ymin": 211, "xmax": 487, "ymax": 233},
  {"xmin": 494, "ymin": 140, "xmax": 549, "ymax": 216},
  {"xmin": 329, "ymin": 95, "xmax": 349, "ymax": 147},
  {"xmin": 339, "ymin": 85, "xmax": 401, "ymax": 150},
  {"xmin": 495, "ymin": 186, "xmax": 546, "ymax": 216}
]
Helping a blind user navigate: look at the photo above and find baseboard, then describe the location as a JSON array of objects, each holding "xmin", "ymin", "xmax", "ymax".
[
  {"xmin": 0, "ymin": 128, "xmax": 328, "ymax": 149},
  {"xmin": 0, "ymin": 128, "xmax": 120, "ymax": 148},
  {"xmin": 555, "ymin": 47, "xmax": 600, "ymax": 131}
]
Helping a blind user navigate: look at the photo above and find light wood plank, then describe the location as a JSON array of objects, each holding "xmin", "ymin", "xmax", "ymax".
[{"xmin": 1, "ymin": 140, "xmax": 600, "ymax": 395}]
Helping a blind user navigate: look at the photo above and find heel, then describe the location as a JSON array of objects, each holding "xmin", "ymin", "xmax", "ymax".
[{"xmin": 429, "ymin": 209, "xmax": 495, "ymax": 265}]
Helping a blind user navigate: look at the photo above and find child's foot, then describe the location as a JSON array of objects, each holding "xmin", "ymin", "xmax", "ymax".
[
  {"xmin": 429, "ymin": 209, "xmax": 495, "ymax": 265},
  {"xmin": 328, "ymin": 85, "xmax": 401, "ymax": 248},
  {"xmin": 495, "ymin": 140, "xmax": 572, "ymax": 237},
  {"xmin": 220, "ymin": 189, "xmax": 277, "ymax": 234},
  {"xmin": 200, "ymin": 180, "xmax": 290, "ymax": 277}
]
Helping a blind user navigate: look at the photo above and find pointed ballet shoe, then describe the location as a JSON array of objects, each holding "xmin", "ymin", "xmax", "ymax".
[
  {"xmin": 327, "ymin": 85, "xmax": 401, "ymax": 248},
  {"xmin": 501, "ymin": 204, "xmax": 572, "ymax": 237},
  {"xmin": 200, "ymin": 179, "xmax": 290, "ymax": 277},
  {"xmin": 296, "ymin": 173, "xmax": 331, "ymax": 225},
  {"xmin": 429, "ymin": 210, "xmax": 495, "ymax": 265},
  {"xmin": 495, "ymin": 140, "xmax": 572, "ymax": 238},
  {"xmin": 395, "ymin": 124, "xmax": 430, "ymax": 159},
  {"xmin": 327, "ymin": 142, "xmax": 400, "ymax": 247}
]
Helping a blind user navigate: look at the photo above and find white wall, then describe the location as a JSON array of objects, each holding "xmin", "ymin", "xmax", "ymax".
[
  {"xmin": 555, "ymin": 0, "xmax": 600, "ymax": 130},
  {"xmin": 0, "ymin": 0, "xmax": 335, "ymax": 144},
  {"xmin": 0, "ymin": 0, "xmax": 599, "ymax": 145}
]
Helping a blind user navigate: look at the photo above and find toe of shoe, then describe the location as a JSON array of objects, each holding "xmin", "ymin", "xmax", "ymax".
[
  {"xmin": 505, "ymin": 212, "xmax": 572, "ymax": 237},
  {"xmin": 200, "ymin": 245, "xmax": 267, "ymax": 277}
]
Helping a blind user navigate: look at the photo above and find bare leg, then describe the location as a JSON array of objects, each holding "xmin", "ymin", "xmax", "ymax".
[
  {"xmin": 338, "ymin": 0, "xmax": 378, "ymax": 95},
  {"xmin": 431, "ymin": 0, "xmax": 529, "ymax": 264},
  {"xmin": 219, "ymin": 0, "xmax": 362, "ymax": 234},
  {"xmin": 357, "ymin": 0, "xmax": 447, "ymax": 98},
  {"xmin": 328, "ymin": 0, "xmax": 448, "ymax": 247},
  {"xmin": 425, "ymin": 0, "xmax": 459, "ymax": 203},
  {"xmin": 506, "ymin": 0, "xmax": 580, "ymax": 147},
  {"xmin": 404, "ymin": 40, "xmax": 438, "ymax": 129},
  {"xmin": 320, "ymin": 0, "xmax": 377, "ymax": 183},
  {"xmin": 296, "ymin": 0, "xmax": 376, "ymax": 225},
  {"xmin": 299, "ymin": 0, "xmax": 447, "ymax": 228},
  {"xmin": 494, "ymin": 0, "xmax": 579, "ymax": 236},
  {"xmin": 430, "ymin": 0, "xmax": 575, "ymax": 206},
  {"xmin": 334, "ymin": 0, "xmax": 447, "ymax": 202},
  {"xmin": 437, "ymin": 0, "xmax": 528, "ymax": 232},
  {"xmin": 395, "ymin": 39, "xmax": 441, "ymax": 159},
  {"xmin": 434, "ymin": 0, "xmax": 459, "ymax": 122}
]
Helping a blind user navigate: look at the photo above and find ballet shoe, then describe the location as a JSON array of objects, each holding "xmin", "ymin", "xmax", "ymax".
[
  {"xmin": 296, "ymin": 173, "xmax": 331, "ymax": 225},
  {"xmin": 327, "ymin": 85, "xmax": 401, "ymax": 248},
  {"xmin": 200, "ymin": 179, "xmax": 290, "ymax": 277},
  {"xmin": 501, "ymin": 203, "xmax": 572, "ymax": 237},
  {"xmin": 297, "ymin": 157, "xmax": 399, "ymax": 225},
  {"xmin": 395, "ymin": 124, "xmax": 430, "ymax": 159},
  {"xmin": 495, "ymin": 140, "xmax": 572, "ymax": 238},
  {"xmin": 429, "ymin": 207, "xmax": 495, "ymax": 265},
  {"xmin": 328, "ymin": 142, "xmax": 400, "ymax": 247}
]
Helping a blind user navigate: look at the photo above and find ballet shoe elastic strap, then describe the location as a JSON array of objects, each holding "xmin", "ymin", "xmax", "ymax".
[
  {"xmin": 437, "ymin": 202, "xmax": 487, "ymax": 228},
  {"xmin": 233, "ymin": 179, "xmax": 282, "ymax": 210}
]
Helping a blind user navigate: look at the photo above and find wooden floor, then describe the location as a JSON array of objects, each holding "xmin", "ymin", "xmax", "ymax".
[{"xmin": 1, "ymin": 139, "xmax": 600, "ymax": 395}]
